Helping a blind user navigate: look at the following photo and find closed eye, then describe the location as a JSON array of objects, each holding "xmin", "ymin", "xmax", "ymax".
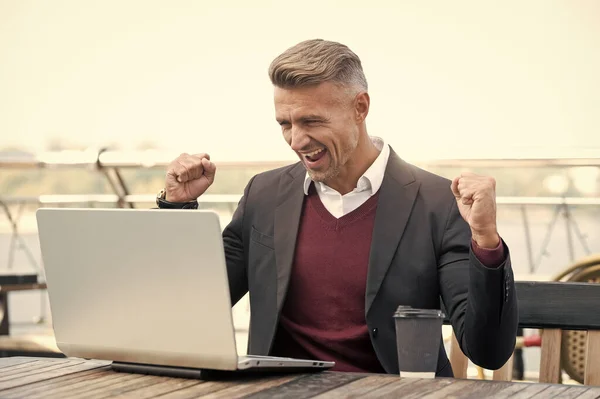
[
  {"xmin": 301, "ymin": 117, "xmax": 328, "ymax": 126},
  {"xmin": 277, "ymin": 116, "xmax": 328, "ymax": 127}
]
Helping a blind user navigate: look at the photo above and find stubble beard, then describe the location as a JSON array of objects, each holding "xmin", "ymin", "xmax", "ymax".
[
  {"xmin": 307, "ymin": 143, "xmax": 352, "ymax": 184},
  {"xmin": 307, "ymin": 163, "xmax": 341, "ymax": 183},
  {"xmin": 306, "ymin": 133, "xmax": 359, "ymax": 185}
]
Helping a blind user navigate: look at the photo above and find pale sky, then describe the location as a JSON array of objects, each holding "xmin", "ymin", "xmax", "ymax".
[{"xmin": 1, "ymin": 0, "xmax": 599, "ymax": 161}]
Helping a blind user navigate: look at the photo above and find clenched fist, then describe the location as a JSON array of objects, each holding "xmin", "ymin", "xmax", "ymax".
[
  {"xmin": 165, "ymin": 153, "xmax": 216, "ymax": 202},
  {"xmin": 451, "ymin": 172, "xmax": 500, "ymax": 249}
]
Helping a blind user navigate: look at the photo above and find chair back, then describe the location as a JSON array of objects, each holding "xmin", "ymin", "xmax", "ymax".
[{"xmin": 448, "ymin": 281, "xmax": 600, "ymax": 386}]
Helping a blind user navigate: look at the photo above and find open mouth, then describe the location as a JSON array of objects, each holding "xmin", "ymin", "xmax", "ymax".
[{"xmin": 304, "ymin": 148, "xmax": 327, "ymax": 163}]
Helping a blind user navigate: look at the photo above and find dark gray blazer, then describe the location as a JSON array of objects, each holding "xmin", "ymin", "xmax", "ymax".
[{"xmin": 221, "ymin": 148, "xmax": 518, "ymax": 376}]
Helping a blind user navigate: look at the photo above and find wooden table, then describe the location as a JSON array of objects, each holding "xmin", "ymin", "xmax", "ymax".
[{"xmin": 0, "ymin": 357, "xmax": 599, "ymax": 398}]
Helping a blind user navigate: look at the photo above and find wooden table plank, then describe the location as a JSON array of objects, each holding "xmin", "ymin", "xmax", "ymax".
[
  {"xmin": 0, "ymin": 367, "xmax": 114, "ymax": 399},
  {"xmin": 157, "ymin": 374, "xmax": 302, "ymax": 399},
  {"xmin": 0, "ymin": 359, "xmax": 43, "ymax": 373},
  {"xmin": 26, "ymin": 371, "xmax": 139, "ymax": 399},
  {"xmin": 156, "ymin": 380, "xmax": 239, "ymax": 399},
  {"xmin": 110, "ymin": 378, "xmax": 200, "ymax": 399},
  {"xmin": 337, "ymin": 377, "xmax": 417, "ymax": 397},
  {"xmin": 75, "ymin": 374, "xmax": 167, "ymax": 399},
  {"xmin": 243, "ymin": 372, "xmax": 362, "ymax": 399},
  {"xmin": 0, "ymin": 360, "xmax": 107, "ymax": 391},
  {"xmin": 436, "ymin": 380, "xmax": 526, "ymax": 399},
  {"xmin": 311, "ymin": 374, "xmax": 397, "ymax": 398},
  {"xmin": 559, "ymin": 386, "xmax": 592, "ymax": 399},
  {"xmin": 369, "ymin": 377, "xmax": 457, "ymax": 398},
  {"xmin": 573, "ymin": 387, "xmax": 600, "ymax": 399},
  {"xmin": 419, "ymin": 379, "xmax": 477, "ymax": 398},
  {"xmin": 0, "ymin": 358, "xmax": 76, "ymax": 380},
  {"xmin": 531, "ymin": 385, "xmax": 569, "ymax": 398},
  {"xmin": 506, "ymin": 383, "xmax": 553, "ymax": 398},
  {"xmin": 483, "ymin": 382, "xmax": 532, "ymax": 399},
  {"xmin": 0, "ymin": 356, "xmax": 38, "ymax": 369},
  {"xmin": 201, "ymin": 374, "xmax": 298, "ymax": 399}
]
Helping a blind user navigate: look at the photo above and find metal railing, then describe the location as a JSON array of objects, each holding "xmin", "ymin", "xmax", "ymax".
[
  {"xmin": 4, "ymin": 149, "xmax": 600, "ymax": 169},
  {"xmin": 2, "ymin": 149, "xmax": 600, "ymax": 275}
]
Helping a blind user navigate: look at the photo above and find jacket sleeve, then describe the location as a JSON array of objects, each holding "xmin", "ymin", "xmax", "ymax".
[
  {"xmin": 221, "ymin": 176, "xmax": 255, "ymax": 306},
  {"xmin": 438, "ymin": 200, "xmax": 519, "ymax": 370}
]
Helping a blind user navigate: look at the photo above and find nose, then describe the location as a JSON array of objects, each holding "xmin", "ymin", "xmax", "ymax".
[{"xmin": 289, "ymin": 127, "xmax": 311, "ymax": 152}]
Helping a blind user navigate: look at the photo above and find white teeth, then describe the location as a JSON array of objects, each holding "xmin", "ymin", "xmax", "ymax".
[{"xmin": 305, "ymin": 148, "xmax": 324, "ymax": 157}]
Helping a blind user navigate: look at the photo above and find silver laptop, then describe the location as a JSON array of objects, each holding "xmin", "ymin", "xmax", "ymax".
[{"xmin": 36, "ymin": 208, "xmax": 334, "ymax": 376}]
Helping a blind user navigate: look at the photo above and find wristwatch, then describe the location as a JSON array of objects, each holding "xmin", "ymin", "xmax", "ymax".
[{"xmin": 156, "ymin": 188, "xmax": 199, "ymax": 209}]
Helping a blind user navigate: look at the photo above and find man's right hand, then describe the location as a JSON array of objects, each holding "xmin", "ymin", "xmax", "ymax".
[{"xmin": 165, "ymin": 153, "xmax": 216, "ymax": 202}]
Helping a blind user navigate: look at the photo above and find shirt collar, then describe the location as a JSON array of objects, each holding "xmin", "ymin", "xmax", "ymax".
[{"xmin": 303, "ymin": 136, "xmax": 390, "ymax": 195}]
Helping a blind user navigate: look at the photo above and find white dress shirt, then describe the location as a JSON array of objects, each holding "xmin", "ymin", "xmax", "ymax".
[{"xmin": 303, "ymin": 136, "xmax": 390, "ymax": 218}]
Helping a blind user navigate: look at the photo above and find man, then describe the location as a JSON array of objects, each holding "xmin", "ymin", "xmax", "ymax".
[{"xmin": 156, "ymin": 39, "xmax": 518, "ymax": 376}]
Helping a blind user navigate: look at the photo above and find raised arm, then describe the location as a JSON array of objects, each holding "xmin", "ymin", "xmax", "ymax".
[{"xmin": 440, "ymin": 173, "xmax": 518, "ymax": 369}]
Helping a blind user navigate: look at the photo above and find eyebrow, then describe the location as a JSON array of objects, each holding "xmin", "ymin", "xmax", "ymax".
[
  {"xmin": 276, "ymin": 114, "xmax": 329, "ymax": 125},
  {"xmin": 299, "ymin": 115, "xmax": 329, "ymax": 123}
]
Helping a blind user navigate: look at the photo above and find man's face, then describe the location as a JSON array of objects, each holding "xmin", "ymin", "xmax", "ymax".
[{"xmin": 274, "ymin": 82, "xmax": 361, "ymax": 182}]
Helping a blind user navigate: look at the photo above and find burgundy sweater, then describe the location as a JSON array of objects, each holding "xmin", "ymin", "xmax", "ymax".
[
  {"xmin": 270, "ymin": 184, "xmax": 505, "ymax": 372},
  {"xmin": 270, "ymin": 185, "xmax": 385, "ymax": 372}
]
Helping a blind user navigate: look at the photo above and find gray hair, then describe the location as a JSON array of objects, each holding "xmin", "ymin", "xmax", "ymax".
[{"xmin": 268, "ymin": 39, "xmax": 368, "ymax": 92}]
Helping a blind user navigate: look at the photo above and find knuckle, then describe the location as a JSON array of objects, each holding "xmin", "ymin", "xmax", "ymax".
[
  {"xmin": 483, "ymin": 177, "xmax": 495, "ymax": 188},
  {"xmin": 171, "ymin": 164, "xmax": 183, "ymax": 175},
  {"xmin": 178, "ymin": 158, "xmax": 192, "ymax": 169},
  {"xmin": 176, "ymin": 162, "xmax": 188, "ymax": 172}
]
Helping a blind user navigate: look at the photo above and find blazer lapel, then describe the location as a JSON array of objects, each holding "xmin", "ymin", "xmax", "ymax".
[
  {"xmin": 365, "ymin": 149, "xmax": 420, "ymax": 313},
  {"xmin": 274, "ymin": 163, "xmax": 306, "ymax": 313}
]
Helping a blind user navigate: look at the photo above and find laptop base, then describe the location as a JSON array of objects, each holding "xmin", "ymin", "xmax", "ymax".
[
  {"xmin": 111, "ymin": 362, "xmax": 206, "ymax": 379},
  {"xmin": 111, "ymin": 361, "xmax": 329, "ymax": 380}
]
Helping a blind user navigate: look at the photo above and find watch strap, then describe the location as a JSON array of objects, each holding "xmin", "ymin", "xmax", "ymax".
[{"xmin": 156, "ymin": 189, "xmax": 199, "ymax": 209}]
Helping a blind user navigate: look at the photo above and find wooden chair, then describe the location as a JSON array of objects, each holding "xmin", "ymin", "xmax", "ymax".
[
  {"xmin": 553, "ymin": 255, "xmax": 600, "ymax": 384},
  {"xmin": 448, "ymin": 281, "xmax": 600, "ymax": 386}
]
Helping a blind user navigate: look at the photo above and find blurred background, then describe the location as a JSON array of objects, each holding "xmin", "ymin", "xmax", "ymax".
[{"xmin": 1, "ymin": 0, "xmax": 599, "ymax": 382}]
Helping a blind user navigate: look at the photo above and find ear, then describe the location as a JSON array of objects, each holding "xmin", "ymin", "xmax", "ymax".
[{"xmin": 354, "ymin": 92, "xmax": 370, "ymax": 123}]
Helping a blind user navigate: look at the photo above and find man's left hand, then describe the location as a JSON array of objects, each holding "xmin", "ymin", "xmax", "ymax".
[{"xmin": 451, "ymin": 172, "xmax": 500, "ymax": 249}]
